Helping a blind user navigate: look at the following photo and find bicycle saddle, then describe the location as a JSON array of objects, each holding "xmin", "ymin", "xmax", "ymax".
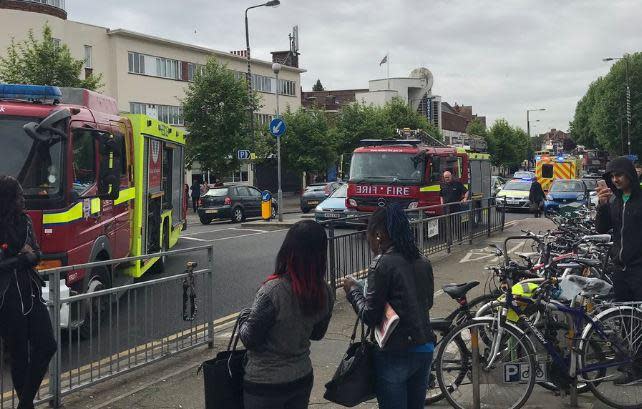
[
  {"xmin": 442, "ymin": 281, "xmax": 479, "ymax": 299},
  {"xmin": 565, "ymin": 275, "xmax": 612, "ymax": 297}
]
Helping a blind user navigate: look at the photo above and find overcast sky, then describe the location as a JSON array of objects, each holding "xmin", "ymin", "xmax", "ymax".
[{"xmin": 69, "ymin": 0, "xmax": 641, "ymax": 134}]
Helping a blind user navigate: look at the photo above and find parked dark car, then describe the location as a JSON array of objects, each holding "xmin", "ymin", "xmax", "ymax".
[
  {"xmin": 198, "ymin": 185, "xmax": 276, "ymax": 224},
  {"xmin": 300, "ymin": 182, "xmax": 343, "ymax": 213}
]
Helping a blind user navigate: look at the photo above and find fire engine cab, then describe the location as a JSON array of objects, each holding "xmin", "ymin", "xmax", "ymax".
[
  {"xmin": 0, "ymin": 84, "xmax": 186, "ymax": 330},
  {"xmin": 346, "ymin": 129, "xmax": 491, "ymax": 216}
]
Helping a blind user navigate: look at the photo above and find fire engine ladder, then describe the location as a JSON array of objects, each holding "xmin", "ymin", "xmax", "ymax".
[{"xmin": 396, "ymin": 128, "xmax": 447, "ymax": 148}]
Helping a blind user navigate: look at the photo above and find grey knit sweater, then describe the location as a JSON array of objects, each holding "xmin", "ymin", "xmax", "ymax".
[{"xmin": 238, "ymin": 278, "xmax": 335, "ymax": 384}]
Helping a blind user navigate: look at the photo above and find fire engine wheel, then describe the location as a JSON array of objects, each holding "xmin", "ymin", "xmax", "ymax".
[
  {"xmin": 79, "ymin": 267, "xmax": 110, "ymax": 339},
  {"xmin": 232, "ymin": 207, "xmax": 245, "ymax": 223}
]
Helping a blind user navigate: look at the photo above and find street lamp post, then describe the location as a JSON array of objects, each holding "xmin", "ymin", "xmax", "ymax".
[
  {"xmin": 603, "ymin": 55, "xmax": 632, "ymax": 155},
  {"xmin": 272, "ymin": 63, "xmax": 283, "ymax": 222},
  {"xmin": 244, "ymin": 0, "xmax": 281, "ymax": 158},
  {"xmin": 526, "ymin": 108, "xmax": 546, "ymax": 138}
]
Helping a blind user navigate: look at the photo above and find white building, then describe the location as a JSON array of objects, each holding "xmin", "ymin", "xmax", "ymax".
[
  {"xmin": 355, "ymin": 68, "xmax": 442, "ymax": 130},
  {"xmin": 0, "ymin": 0, "xmax": 304, "ymax": 184}
]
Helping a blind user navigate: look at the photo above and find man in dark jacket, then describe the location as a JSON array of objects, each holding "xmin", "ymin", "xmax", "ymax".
[
  {"xmin": 528, "ymin": 180, "xmax": 545, "ymax": 218},
  {"xmin": 595, "ymin": 156, "xmax": 642, "ymax": 385},
  {"xmin": 190, "ymin": 181, "xmax": 201, "ymax": 213}
]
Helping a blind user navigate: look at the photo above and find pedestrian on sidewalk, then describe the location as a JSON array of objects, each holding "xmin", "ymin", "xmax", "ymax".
[
  {"xmin": 595, "ymin": 156, "xmax": 642, "ymax": 385},
  {"xmin": 0, "ymin": 176, "xmax": 57, "ymax": 409},
  {"xmin": 238, "ymin": 220, "xmax": 335, "ymax": 409},
  {"xmin": 343, "ymin": 204, "xmax": 436, "ymax": 409},
  {"xmin": 190, "ymin": 181, "xmax": 201, "ymax": 213},
  {"xmin": 528, "ymin": 179, "xmax": 545, "ymax": 218}
]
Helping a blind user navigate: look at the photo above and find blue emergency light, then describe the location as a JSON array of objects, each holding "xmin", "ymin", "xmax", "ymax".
[
  {"xmin": 535, "ymin": 155, "xmax": 541, "ymax": 161},
  {"xmin": 557, "ymin": 156, "xmax": 565, "ymax": 161},
  {"xmin": 0, "ymin": 84, "xmax": 62, "ymax": 103}
]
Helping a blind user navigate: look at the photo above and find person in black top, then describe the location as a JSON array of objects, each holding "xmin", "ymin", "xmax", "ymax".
[
  {"xmin": 595, "ymin": 157, "xmax": 642, "ymax": 385},
  {"xmin": 529, "ymin": 180, "xmax": 545, "ymax": 218},
  {"xmin": 440, "ymin": 171, "xmax": 468, "ymax": 213},
  {"xmin": 190, "ymin": 181, "xmax": 201, "ymax": 212},
  {"xmin": 0, "ymin": 176, "xmax": 57, "ymax": 409},
  {"xmin": 343, "ymin": 204, "xmax": 435, "ymax": 409}
]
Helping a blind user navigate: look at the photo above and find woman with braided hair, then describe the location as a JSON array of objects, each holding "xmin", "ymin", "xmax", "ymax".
[
  {"xmin": 343, "ymin": 204, "xmax": 435, "ymax": 409},
  {"xmin": 0, "ymin": 175, "xmax": 56, "ymax": 409}
]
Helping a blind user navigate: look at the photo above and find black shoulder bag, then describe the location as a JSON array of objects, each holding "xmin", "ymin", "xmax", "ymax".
[
  {"xmin": 323, "ymin": 316, "xmax": 376, "ymax": 407},
  {"xmin": 201, "ymin": 315, "xmax": 247, "ymax": 409}
]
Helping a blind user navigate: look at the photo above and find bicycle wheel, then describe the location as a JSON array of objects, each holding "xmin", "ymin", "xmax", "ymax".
[
  {"xmin": 580, "ymin": 306, "xmax": 642, "ymax": 409},
  {"xmin": 426, "ymin": 330, "xmax": 468, "ymax": 405},
  {"xmin": 533, "ymin": 320, "xmax": 596, "ymax": 394},
  {"xmin": 435, "ymin": 317, "xmax": 537, "ymax": 409}
]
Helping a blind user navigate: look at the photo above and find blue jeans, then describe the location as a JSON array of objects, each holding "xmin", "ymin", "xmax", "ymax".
[{"xmin": 373, "ymin": 350, "xmax": 433, "ymax": 409}]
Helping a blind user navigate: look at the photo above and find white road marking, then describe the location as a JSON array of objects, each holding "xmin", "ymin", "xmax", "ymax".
[
  {"xmin": 180, "ymin": 236, "xmax": 209, "ymax": 242},
  {"xmin": 458, "ymin": 241, "xmax": 529, "ymax": 263},
  {"xmin": 180, "ymin": 229, "xmax": 289, "ymax": 244}
]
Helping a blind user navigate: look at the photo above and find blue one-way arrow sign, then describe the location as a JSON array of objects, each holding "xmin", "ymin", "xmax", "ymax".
[
  {"xmin": 269, "ymin": 117, "xmax": 286, "ymax": 138},
  {"xmin": 237, "ymin": 149, "xmax": 251, "ymax": 160}
]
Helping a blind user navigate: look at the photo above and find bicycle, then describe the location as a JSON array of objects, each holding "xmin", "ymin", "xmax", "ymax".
[{"xmin": 436, "ymin": 272, "xmax": 642, "ymax": 409}]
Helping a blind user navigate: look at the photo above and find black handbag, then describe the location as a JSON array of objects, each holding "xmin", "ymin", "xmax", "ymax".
[
  {"xmin": 201, "ymin": 316, "xmax": 246, "ymax": 409},
  {"xmin": 324, "ymin": 317, "xmax": 376, "ymax": 407}
]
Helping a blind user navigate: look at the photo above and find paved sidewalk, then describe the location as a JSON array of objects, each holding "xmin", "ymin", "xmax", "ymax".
[{"xmin": 58, "ymin": 218, "xmax": 612, "ymax": 409}]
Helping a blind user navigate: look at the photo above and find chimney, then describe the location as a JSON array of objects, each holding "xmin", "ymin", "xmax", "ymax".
[{"xmin": 271, "ymin": 50, "xmax": 299, "ymax": 68}]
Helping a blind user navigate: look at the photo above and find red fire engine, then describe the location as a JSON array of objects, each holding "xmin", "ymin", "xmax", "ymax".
[
  {"xmin": 346, "ymin": 130, "xmax": 491, "ymax": 216},
  {"xmin": 0, "ymin": 84, "xmax": 187, "ymax": 331}
]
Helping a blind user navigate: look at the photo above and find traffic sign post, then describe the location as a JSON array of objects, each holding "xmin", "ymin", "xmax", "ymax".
[{"xmin": 272, "ymin": 63, "xmax": 284, "ymax": 222}]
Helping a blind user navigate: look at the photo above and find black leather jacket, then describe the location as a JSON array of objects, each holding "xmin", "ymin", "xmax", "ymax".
[
  {"xmin": 346, "ymin": 248, "xmax": 436, "ymax": 351},
  {"xmin": 0, "ymin": 213, "xmax": 43, "ymax": 312}
]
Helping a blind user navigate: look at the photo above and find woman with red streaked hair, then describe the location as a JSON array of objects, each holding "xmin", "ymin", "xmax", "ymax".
[{"xmin": 238, "ymin": 220, "xmax": 335, "ymax": 409}]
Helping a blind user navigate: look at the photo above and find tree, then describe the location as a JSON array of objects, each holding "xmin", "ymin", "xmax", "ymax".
[
  {"xmin": 335, "ymin": 97, "xmax": 435, "ymax": 156},
  {"xmin": 486, "ymin": 119, "xmax": 531, "ymax": 171},
  {"xmin": 384, "ymin": 97, "xmax": 430, "ymax": 130},
  {"xmin": 466, "ymin": 118, "xmax": 487, "ymax": 138},
  {"xmin": 0, "ymin": 24, "xmax": 102, "ymax": 90},
  {"xmin": 279, "ymin": 107, "xmax": 337, "ymax": 175},
  {"xmin": 312, "ymin": 79, "xmax": 324, "ymax": 92},
  {"xmin": 182, "ymin": 59, "xmax": 260, "ymax": 175},
  {"xmin": 570, "ymin": 52, "xmax": 642, "ymax": 154}
]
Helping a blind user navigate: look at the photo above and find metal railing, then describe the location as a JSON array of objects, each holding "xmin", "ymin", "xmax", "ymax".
[
  {"xmin": 1, "ymin": 200, "xmax": 505, "ymax": 407},
  {"xmin": 325, "ymin": 199, "xmax": 505, "ymax": 288},
  {"xmin": 1, "ymin": 245, "xmax": 214, "ymax": 408}
]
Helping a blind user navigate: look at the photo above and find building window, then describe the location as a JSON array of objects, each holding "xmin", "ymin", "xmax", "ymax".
[
  {"xmin": 128, "ymin": 52, "xmax": 145, "ymax": 74},
  {"xmin": 129, "ymin": 102, "xmax": 184, "ymax": 126},
  {"xmin": 187, "ymin": 62, "xmax": 205, "ymax": 81},
  {"xmin": 255, "ymin": 113, "xmax": 272, "ymax": 127},
  {"xmin": 156, "ymin": 56, "xmax": 180, "ymax": 80},
  {"xmin": 278, "ymin": 79, "xmax": 296, "ymax": 96},
  {"xmin": 251, "ymin": 73, "xmax": 272, "ymax": 93},
  {"xmin": 84, "ymin": 45, "xmax": 92, "ymax": 69}
]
